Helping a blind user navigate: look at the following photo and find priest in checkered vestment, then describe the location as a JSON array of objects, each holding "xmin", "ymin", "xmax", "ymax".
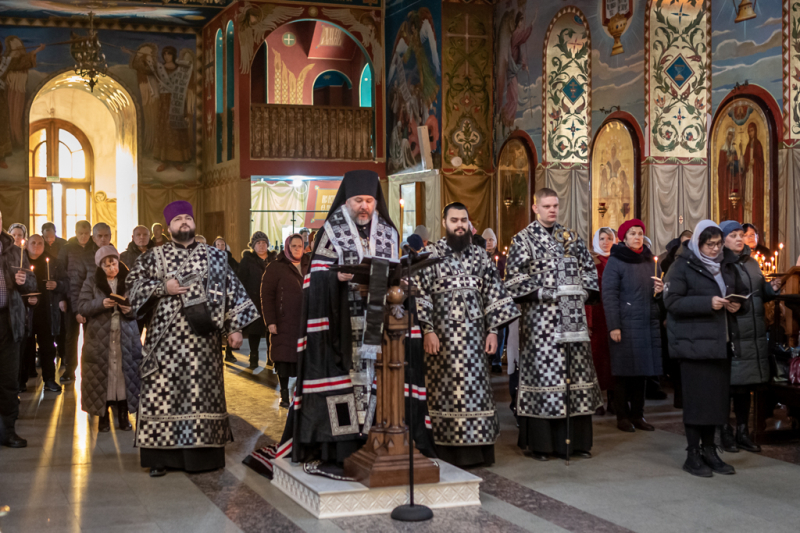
[
  {"xmin": 504, "ymin": 189, "xmax": 602, "ymax": 460},
  {"xmin": 414, "ymin": 202, "xmax": 520, "ymax": 467},
  {"xmin": 128, "ymin": 201, "xmax": 259, "ymax": 477},
  {"xmin": 244, "ymin": 169, "xmax": 438, "ymax": 479}
]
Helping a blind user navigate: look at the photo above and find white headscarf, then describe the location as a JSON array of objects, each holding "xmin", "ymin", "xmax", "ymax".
[
  {"xmin": 481, "ymin": 228, "xmax": 497, "ymax": 242},
  {"xmin": 592, "ymin": 227, "xmax": 615, "ymax": 256},
  {"xmin": 688, "ymin": 219, "xmax": 726, "ymax": 296}
]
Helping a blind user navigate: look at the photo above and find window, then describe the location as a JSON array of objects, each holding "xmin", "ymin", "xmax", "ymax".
[
  {"xmin": 360, "ymin": 64, "xmax": 372, "ymax": 108},
  {"xmin": 226, "ymin": 20, "xmax": 235, "ymax": 161},
  {"xmin": 215, "ymin": 28, "xmax": 224, "ymax": 163},
  {"xmin": 29, "ymin": 120, "xmax": 93, "ymax": 239}
]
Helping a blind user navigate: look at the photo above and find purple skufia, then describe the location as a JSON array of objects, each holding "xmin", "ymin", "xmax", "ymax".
[{"xmin": 163, "ymin": 201, "xmax": 194, "ymax": 225}]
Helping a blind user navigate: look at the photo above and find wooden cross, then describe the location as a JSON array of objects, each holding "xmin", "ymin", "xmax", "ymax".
[{"xmin": 209, "ymin": 283, "xmax": 223, "ymax": 303}]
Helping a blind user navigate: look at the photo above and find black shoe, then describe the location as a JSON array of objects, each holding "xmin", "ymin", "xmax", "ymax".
[
  {"xmin": 44, "ymin": 380, "xmax": 62, "ymax": 393},
  {"xmin": 29, "ymin": 369, "xmax": 39, "ymax": 379},
  {"xmin": 249, "ymin": 359, "xmax": 259, "ymax": 369},
  {"xmin": 491, "ymin": 364, "xmax": 503, "ymax": 374},
  {"xmin": 594, "ymin": 406, "xmax": 606, "ymax": 416},
  {"xmin": 701, "ymin": 445, "xmax": 735, "ymax": 475},
  {"xmin": 18, "ymin": 383, "xmax": 27, "ymax": 392},
  {"xmin": 531, "ymin": 452, "xmax": 549, "ymax": 461},
  {"xmin": 280, "ymin": 389, "xmax": 290, "ymax": 409},
  {"xmin": 617, "ymin": 419, "xmax": 635, "ymax": 432},
  {"xmin": 149, "ymin": 466, "xmax": 167, "ymax": 477},
  {"xmin": 632, "ymin": 418, "xmax": 655, "ymax": 431},
  {"xmin": 117, "ymin": 401, "xmax": 132, "ymax": 431},
  {"xmin": 60, "ymin": 373, "xmax": 74, "ymax": 383},
  {"xmin": 569, "ymin": 450, "xmax": 592, "ymax": 459},
  {"xmin": 224, "ymin": 354, "xmax": 236, "ymax": 362},
  {"xmin": 645, "ymin": 389, "xmax": 668, "ymax": 401},
  {"xmin": 683, "ymin": 447, "xmax": 712, "ymax": 477},
  {"xmin": 98, "ymin": 408, "xmax": 111, "ymax": 433},
  {"xmin": 2, "ymin": 431, "xmax": 27, "ymax": 448},
  {"xmin": 736, "ymin": 424, "xmax": 761, "ymax": 453},
  {"xmin": 720, "ymin": 424, "xmax": 739, "ymax": 453}
]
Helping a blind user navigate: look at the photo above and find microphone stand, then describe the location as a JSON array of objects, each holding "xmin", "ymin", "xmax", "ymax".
[{"xmin": 391, "ymin": 245, "xmax": 433, "ymax": 522}]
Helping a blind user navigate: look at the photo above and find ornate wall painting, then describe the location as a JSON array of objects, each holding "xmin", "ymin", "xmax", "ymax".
[
  {"xmin": 601, "ymin": 0, "xmax": 634, "ymax": 56},
  {"xmin": 442, "ymin": 3, "xmax": 492, "ymax": 173},
  {"xmin": 494, "ymin": 2, "xmax": 535, "ymax": 142},
  {"xmin": 646, "ymin": 0, "xmax": 710, "ymax": 159},
  {"xmin": 789, "ymin": 1, "xmax": 800, "ymax": 140},
  {"xmin": 711, "ymin": 98, "xmax": 771, "ymax": 242},
  {"xmin": 543, "ymin": 8, "xmax": 591, "ymax": 165},
  {"xmin": 386, "ymin": 1, "xmax": 442, "ymax": 174},
  {"xmin": 497, "ymin": 138, "xmax": 531, "ymax": 249},
  {"xmin": 591, "ymin": 120, "xmax": 636, "ymax": 235}
]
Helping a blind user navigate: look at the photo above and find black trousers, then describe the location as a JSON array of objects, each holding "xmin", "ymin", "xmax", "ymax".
[
  {"xmin": 28, "ymin": 318, "xmax": 57, "ymax": 382},
  {"xmin": 56, "ymin": 312, "xmax": 66, "ymax": 362},
  {"xmin": 0, "ymin": 310, "xmax": 21, "ymax": 430},
  {"xmin": 63, "ymin": 311, "xmax": 81, "ymax": 375},
  {"xmin": 730, "ymin": 386, "xmax": 754, "ymax": 426},
  {"xmin": 614, "ymin": 376, "xmax": 646, "ymax": 421},
  {"xmin": 248, "ymin": 334, "xmax": 262, "ymax": 362}
]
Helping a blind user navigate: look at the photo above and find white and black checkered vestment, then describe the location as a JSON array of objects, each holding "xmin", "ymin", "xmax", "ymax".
[
  {"xmin": 505, "ymin": 221, "xmax": 602, "ymax": 419},
  {"xmin": 128, "ymin": 242, "xmax": 259, "ymax": 449},
  {"xmin": 414, "ymin": 239, "xmax": 520, "ymax": 447}
]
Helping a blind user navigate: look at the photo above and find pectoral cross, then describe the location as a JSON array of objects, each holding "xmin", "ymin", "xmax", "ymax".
[{"xmin": 209, "ymin": 283, "xmax": 223, "ymax": 303}]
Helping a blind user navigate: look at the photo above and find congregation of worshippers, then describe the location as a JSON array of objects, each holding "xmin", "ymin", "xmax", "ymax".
[{"xmin": 2, "ymin": 168, "xmax": 799, "ymax": 480}]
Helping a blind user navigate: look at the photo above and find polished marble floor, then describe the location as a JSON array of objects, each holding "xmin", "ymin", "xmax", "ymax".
[{"xmin": 2, "ymin": 340, "xmax": 800, "ymax": 533}]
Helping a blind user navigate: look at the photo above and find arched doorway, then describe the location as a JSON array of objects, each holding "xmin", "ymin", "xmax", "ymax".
[
  {"xmin": 589, "ymin": 115, "xmax": 642, "ymax": 237},
  {"xmin": 710, "ymin": 95, "xmax": 778, "ymax": 248},
  {"xmin": 497, "ymin": 134, "xmax": 537, "ymax": 250},
  {"xmin": 28, "ymin": 72, "xmax": 138, "ymax": 247}
]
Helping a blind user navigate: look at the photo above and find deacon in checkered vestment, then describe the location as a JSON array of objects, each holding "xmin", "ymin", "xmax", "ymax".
[
  {"xmin": 414, "ymin": 203, "xmax": 520, "ymax": 467},
  {"xmin": 128, "ymin": 201, "xmax": 259, "ymax": 475},
  {"xmin": 505, "ymin": 189, "xmax": 602, "ymax": 459}
]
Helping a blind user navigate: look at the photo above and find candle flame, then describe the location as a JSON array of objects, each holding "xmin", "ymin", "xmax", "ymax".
[
  {"xmin": 780, "ymin": 243, "xmax": 784, "ymax": 250},
  {"xmin": 46, "ymin": 257, "xmax": 49, "ymax": 262},
  {"xmin": 399, "ymin": 199, "xmax": 405, "ymax": 207}
]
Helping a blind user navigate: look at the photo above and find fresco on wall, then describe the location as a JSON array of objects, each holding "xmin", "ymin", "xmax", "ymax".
[
  {"xmin": 711, "ymin": 98, "xmax": 771, "ymax": 242},
  {"xmin": 0, "ymin": 1, "xmax": 221, "ymax": 26},
  {"xmin": 493, "ymin": 1, "xmax": 645, "ymax": 161},
  {"xmin": 442, "ymin": 3, "xmax": 492, "ymax": 171},
  {"xmin": 386, "ymin": 1, "xmax": 441, "ymax": 174},
  {"xmin": 711, "ymin": 0, "xmax": 781, "ymax": 117},
  {"xmin": 789, "ymin": 1, "xmax": 800, "ymax": 140},
  {"xmin": 591, "ymin": 119, "xmax": 635, "ymax": 233},
  {"xmin": 0, "ymin": 26, "xmax": 198, "ymax": 184},
  {"xmin": 646, "ymin": 0, "xmax": 709, "ymax": 158},
  {"xmin": 497, "ymin": 138, "xmax": 530, "ymax": 248},
  {"xmin": 494, "ymin": 4, "xmax": 535, "ymax": 141},
  {"xmin": 543, "ymin": 9, "xmax": 591, "ymax": 164}
]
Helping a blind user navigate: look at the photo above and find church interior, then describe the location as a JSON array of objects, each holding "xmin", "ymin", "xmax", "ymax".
[{"xmin": 2, "ymin": 1, "xmax": 800, "ymax": 532}]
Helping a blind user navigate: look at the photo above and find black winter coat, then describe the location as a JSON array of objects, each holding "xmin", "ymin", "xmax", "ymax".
[
  {"xmin": 729, "ymin": 246, "xmax": 776, "ymax": 385},
  {"xmin": 664, "ymin": 245, "xmax": 747, "ymax": 361},
  {"xmin": 44, "ymin": 236, "xmax": 67, "ymax": 259},
  {"xmin": 224, "ymin": 249, "xmax": 239, "ymax": 274},
  {"xmin": 77, "ymin": 263, "xmax": 142, "ymax": 416},
  {"xmin": 602, "ymin": 244, "xmax": 663, "ymax": 377},
  {"xmin": 119, "ymin": 240, "xmax": 153, "ymax": 271},
  {"xmin": 57, "ymin": 237, "xmax": 98, "ymax": 312},
  {"xmin": 28, "ymin": 251, "xmax": 68, "ymax": 337},
  {"xmin": 0, "ymin": 231, "xmax": 37, "ymax": 342},
  {"xmin": 260, "ymin": 254, "xmax": 309, "ymax": 363},
  {"xmin": 238, "ymin": 250, "xmax": 272, "ymax": 335}
]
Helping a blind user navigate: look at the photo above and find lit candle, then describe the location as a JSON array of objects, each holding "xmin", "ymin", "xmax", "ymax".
[
  {"xmin": 19, "ymin": 239, "xmax": 24, "ymax": 268},
  {"xmin": 494, "ymin": 255, "xmax": 499, "ymax": 267},
  {"xmin": 46, "ymin": 257, "xmax": 50, "ymax": 279},
  {"xmin": 654, "ymin": 256, "xmax": 658, "ymax": 277}
]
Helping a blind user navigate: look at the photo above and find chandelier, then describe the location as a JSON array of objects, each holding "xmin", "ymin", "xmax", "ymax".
[{"xmin": 73, "ymin": 12, "xmax": 107, "ymax": 92}]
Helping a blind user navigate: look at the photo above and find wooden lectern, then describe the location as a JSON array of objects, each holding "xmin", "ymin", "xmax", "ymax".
[{"xmin": 343, "ymin": 286, "xmax": 440, "ymax": 488}]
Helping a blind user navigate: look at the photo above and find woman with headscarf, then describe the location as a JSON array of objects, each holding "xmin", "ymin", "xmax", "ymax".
[
  {"xmin": 77, "ymin": 245, "xmax": 142, "ymax": 432},
  {"xmin": 664, "ymin": 220, "xmax": 747, "ymax": 477},
  {"xmin": 7, "ymin": 222, "xmax": 26, "ymax": 246},
  {"xmin": 238, "ymin": 231, "xmax": 275, "ymax": 369},
  {"xmin": 719, "ymin": 221, "xmax": 780, "ymax": 453},
  {"xmin": 261, "ymin": 234, "xmax": 309, "ymax": 407},
  {"xmin": 587, "ymin": 227, "xmax": 616, "ymax": 415},
  {"xmin": 602, "ymin": 220, "xmax": 663, "ymax": 432},
  {"xmin": 482, "ymin": 227, "xmax": 508, "ymax": 373}
]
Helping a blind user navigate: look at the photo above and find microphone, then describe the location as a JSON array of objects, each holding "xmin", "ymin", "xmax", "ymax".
[{"xmin": 402, "ymin": 243, "xmax": 419, "ymax": 257}]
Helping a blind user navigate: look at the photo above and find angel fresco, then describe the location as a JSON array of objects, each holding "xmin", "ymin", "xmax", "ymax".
[
  {"xmin": 237, "ymin": 2, "xmax": 304, "ymax": 74},
  {"xmin": 495, "ymin": 4, "xmax": 535, "ymax": 131},
  {"xmin": 123, "ymin": 44, "xmax": 160, "ymax": 153},
  {"xmin": 129, "ymin": 45, "xmax": 195, "ymax": 172},
  {"xmin": 0, "ymin": 36, "xmax": 44, "ymax": 168},
  {"xmin": 387, "ymin": 8, "xmax": 440, "ymax": 173},
  {"xmin": 322, "ymin": 8, "xmax": 384, "ymax": 80}
]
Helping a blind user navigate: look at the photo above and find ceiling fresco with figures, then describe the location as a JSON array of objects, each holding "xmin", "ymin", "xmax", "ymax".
[{"xmin": 0, "ymin": 0, "xmax": 232, "ymax": 26}]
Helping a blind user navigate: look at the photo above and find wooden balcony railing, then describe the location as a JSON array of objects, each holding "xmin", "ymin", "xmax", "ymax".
[{"xmin": 250, "ymin": 104, "xmax": 374, "ymax": 161}]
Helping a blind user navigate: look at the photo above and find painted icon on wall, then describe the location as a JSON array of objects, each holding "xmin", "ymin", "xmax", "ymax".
[
  {"xmin": 591, "ymin": 120, "xmax": 635, "ymax": 235},
  {"xmin": 497, "ymin": 138, "xmax": 530, "ymax": 249},
  {"xmin": 711, "ymin": 98, "xmax": 770, "ymax": 243}
]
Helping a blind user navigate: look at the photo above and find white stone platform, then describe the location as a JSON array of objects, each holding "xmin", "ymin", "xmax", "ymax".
[{"xmin": 271, "ymin": 458, "xmax": 482, "ymax": 519}]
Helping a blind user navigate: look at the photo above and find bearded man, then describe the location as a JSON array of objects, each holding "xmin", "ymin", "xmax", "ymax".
[
  {"xmin": 128, "ymin": 201, "xmax": 259, "ymax": 477},
  {"xmin": 412, "ymin": 202, "xmax": 520, "ymax": 467}
]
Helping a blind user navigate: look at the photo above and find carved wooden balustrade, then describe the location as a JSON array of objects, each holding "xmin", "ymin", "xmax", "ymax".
[{"xmin": 250, "ymin": 104, "xmax": 374, "ymax": 160}]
